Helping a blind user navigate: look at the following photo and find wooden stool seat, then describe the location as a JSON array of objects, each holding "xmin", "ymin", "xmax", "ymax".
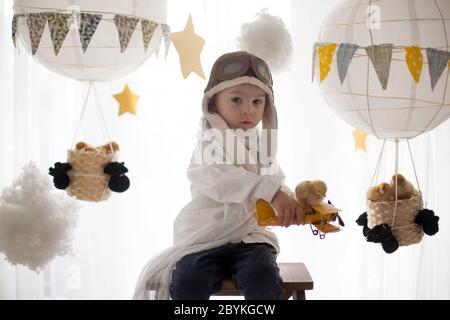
[
  {"xmin": 214, "ymin": 262, "xmax": 313, "ymax": 300},
  {"xmin": 147, "ymin": 262, "xmax": 313, "ymax": 300}
]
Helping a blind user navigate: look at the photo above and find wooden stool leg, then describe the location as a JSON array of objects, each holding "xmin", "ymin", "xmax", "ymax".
[
  {"xmin": 292, "ymin": 290, "xmax": 305, "ymax": 300},
  {"xmin": 281, "ymin": 289, "xmax": 293, "ymax": 300}
]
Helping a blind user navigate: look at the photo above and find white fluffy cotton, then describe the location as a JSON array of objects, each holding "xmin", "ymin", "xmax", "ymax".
[
  {"xmin": 0, "ymin": 162, "xmax": 80, "ymax": 272},
  {"xmin": 238, "ymin": 9, "xmax": 293, "ymax": 73}
]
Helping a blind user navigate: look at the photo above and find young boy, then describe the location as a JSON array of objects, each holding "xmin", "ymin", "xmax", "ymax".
[{"xmin": 133, "ymin": 51, "xmax": 310, "ymax": 300}]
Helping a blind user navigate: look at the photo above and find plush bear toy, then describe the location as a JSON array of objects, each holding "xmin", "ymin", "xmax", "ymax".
[
  {"xmin": 295, "ymin": 180, "xmax": 327, "ymax": 206},
  {"xmin": 75, "ymin": 141, "xmax": 120, "ymax": 154},
  {"xmin": 75, "ymin": 141, "xmax": 97, "ymax": 153},
  {"xmin": 390, "ymin": 174, "xmax": 418, "ymax": 200},
  {"xmin": 98, "ymin": 141, "xmax": 120, "ymax": 154},
  {"xmin": 366, "ymin": 183, "xmax": 395, "ymax": 202}
]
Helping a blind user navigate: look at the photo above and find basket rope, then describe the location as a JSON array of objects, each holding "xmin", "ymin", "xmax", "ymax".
[
  {"xmin": 370, "ymin": 139, "xmax": 386, "ymax": 187},
  {"xmin": 370, "ymin": 139, "xmax": 424, "ymax": 228},
  {"xmin": 367, "ymin": 139, "xmax": 425, "ymax": 246},
  {"xmin": 393, "ymin": 139, "xmax": 399, "ymax": 227},
  {"xmin": 71, "ymin": 82, "xmax": 115, "ymax": 153},
  {"xmin": 66, "ymin": 82, "xmax": 118, "ymax": 202}
]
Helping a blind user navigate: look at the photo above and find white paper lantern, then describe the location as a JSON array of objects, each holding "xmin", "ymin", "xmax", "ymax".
[
  {"xmin": 316, "ymin": 0, "xmax": 450, "ymax": 139},
  {"xmin": 13, "ymin": 0, "xmax": 168, "ymax": 82}
]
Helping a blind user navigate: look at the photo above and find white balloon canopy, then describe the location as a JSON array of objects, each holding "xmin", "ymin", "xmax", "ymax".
[
  {"xmin": 316, "ymin": 0, "xmax": 450, "ymax": 139},
  {"xmin": 13, "ymin": 0, "xmax": 168, "ymax": 82}
]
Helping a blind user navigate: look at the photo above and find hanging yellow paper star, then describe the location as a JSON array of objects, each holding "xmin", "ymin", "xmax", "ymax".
[
  {"xmin": 170, "ymin": 14, "xmax": 206, "ymax": 79},
  {"xmin": 113, "ymin": 84, "xmax": 140, "ymax": 116},
  {"xmin": 353, "ymin": 129, "xmax": 368, "ymax": 152}
]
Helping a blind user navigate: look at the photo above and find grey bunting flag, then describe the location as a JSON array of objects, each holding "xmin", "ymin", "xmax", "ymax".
[
  {"xmin": 78, "ymin": 13, "xmax": 102, "ymax": 53},
  {"xmin": 47, "ymin": 13, "xmax": 72, "ymax": 55},
  {"xmin": 26, "ymin": 12, "xmax": 49, "ymax": 55},
  {"xmin": 426, "ymin": 48, "xmax": 450, "ymax": 91},
  {"xmin": 161, "ymin": 23, "xmax": 171, "ymax": 59},
  {"xmin": 114, "ymin": 15, "xmax": 140, "ymax": 53},
  {"xmin": 141, "ymin": 19, "xmax": 158, "ymax": 53},
  {"xmin": 311, "ymin": 43, "xmax": 318, "ymax": 83},
  {"xmin": 12, "ymin": 15, "xmax": 18, "ymax": 47},
  {"xmin": 337, "ymin": 43, "xmax": 359, "ymax": 84},
  {"xmin": 365, "ymin": 44, "xmax": 393, "ymax": 90}
]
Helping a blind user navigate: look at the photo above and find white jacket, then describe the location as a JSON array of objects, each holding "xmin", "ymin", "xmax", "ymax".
[{"xmin": 173, "ymin": 139, "xmax": 292, "ymax": 252}]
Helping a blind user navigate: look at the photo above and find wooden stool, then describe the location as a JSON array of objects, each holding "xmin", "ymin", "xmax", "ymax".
[{"xmin": 214, "ymin": 262, "xmax": 313, "ymax": 300}]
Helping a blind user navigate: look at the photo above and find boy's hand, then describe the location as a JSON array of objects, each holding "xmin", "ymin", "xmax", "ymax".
[{"xmin": 271, "ymin": 188, "xmax": 312, "ymax": 227}]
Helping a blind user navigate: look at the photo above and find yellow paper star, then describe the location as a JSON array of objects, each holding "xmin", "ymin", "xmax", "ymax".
[
  {"xmin": 353, "ymin": 129, "xmax": 368, "ymax": 152},
  {"xmin": 170, "ymin": 14, "xmax": 206, "ymax": 79},
  {"xmin": 113, "ymin": 84, "xmax": 140, "ymax": 116}
]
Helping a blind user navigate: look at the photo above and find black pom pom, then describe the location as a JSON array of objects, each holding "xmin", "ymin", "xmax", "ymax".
[
  {"xmin": 49, "ymin": 162, "xmax": 72, "ymax": 190},
  {"xmin": 108, "ymin": 175, "xmax": 130, "ymax": 193},
  {"xmin": 363, "ymin": 226, "xmax": 370, "ymax": 237},
  {"xmin": 356, "ymin": 212, "xmax": 368, "ymax": 226},
  {"xmin": 367, "ymin": 224, "xmax": 392, "ymax": 243},
  {"xmin": 104, "ymin": 162, "xmax": 128, "ymax": 176},
  {"xmin": 415, "ymin": 209, "xmax": 440, "ymax": 236},
  {"xmin": 54, "ymin": 175, "xmax": 70, "ymax": 189},
  {"xmin": 55, "ymin": 162, "xmax": 72, "ymax": 173},
  {"xmin": 415, "ymin": 209, "xmax": 434, "ymax": 224},
  {"xmin": 423, "ymin": 215, "xmax": 440, "ymax": 236},
  {"xmin": 49, "ymin": 162, "xmax": 72, "ymax": 176},
  {"xmin": 381, "ymin": 236, "xmax": 399, "ymax": 254}
]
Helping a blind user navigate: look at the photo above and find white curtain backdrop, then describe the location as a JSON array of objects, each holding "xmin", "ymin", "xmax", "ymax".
[{"xmin": 0, "ymin": 0, "xmax": 449, "ymax": 299}]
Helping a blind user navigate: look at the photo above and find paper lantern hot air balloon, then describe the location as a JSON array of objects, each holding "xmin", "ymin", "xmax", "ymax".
[
  {"xmin": 314, "ymin": 0, "xmax": 450, "ymax": 140},
  {"xmin": 12, "ymin": 0, "xmax": 169, "ymax": 82},
  {"xmin": 11, "ymin": 1, "xmax": 169, "ymax": 201},
  {"xmin": 313, "ymin": 0, "xmax": 445, "ymax": 252}
]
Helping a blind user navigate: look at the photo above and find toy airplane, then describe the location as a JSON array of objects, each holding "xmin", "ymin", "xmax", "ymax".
[{"xmin": 254, "ymin": 199, "xmax": 344, "ymax": 238}]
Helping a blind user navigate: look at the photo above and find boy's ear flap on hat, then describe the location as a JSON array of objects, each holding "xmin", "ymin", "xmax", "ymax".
[{"xmin": 208, "ymin": 94, "xmax": 218, "ymax": 113}]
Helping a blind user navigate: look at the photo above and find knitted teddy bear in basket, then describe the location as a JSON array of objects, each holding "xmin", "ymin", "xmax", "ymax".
[
  {"xmin": 356, "ymin": 174, "xmax": 439, "ymax": 253},
  {"xmin": 254, "ymin": 180, "xmax": 344, "ymax": 238},
  {"xmin": 49, "ymin": 141, "xmax": 130, "ymax": 201}
]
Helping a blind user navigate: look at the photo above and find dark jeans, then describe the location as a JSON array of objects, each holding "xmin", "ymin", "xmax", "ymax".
[{"xmin": 170, "ymin": 242, "xmax": 283, "ymax": 300}]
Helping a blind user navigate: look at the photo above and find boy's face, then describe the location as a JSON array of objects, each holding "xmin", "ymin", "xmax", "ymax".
[{"xmin": 212, "ymin": 84, "xmax": 266, "ymax": 131}]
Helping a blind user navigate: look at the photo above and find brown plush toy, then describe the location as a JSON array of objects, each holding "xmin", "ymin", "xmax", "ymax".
[
  {"xmin": 390, "ymin": 174, "xmax": 417, "ymax": 200},
  {"xmin": 367, "ymin": 175, "xmax": 418, "ymax": 202},
  {"xmin": 98, "ymin": 141, "xmax": 120, "ymax": 154},
  {"xmin": 295, "ymin": 180, "xmax": 327, "ymax": 206},
  {"xmin": 75, "ymin": 141, "xmax": 97, "ymax": 153},
  {"xmin": 75, "ymin": 141, "xmax": 119, "ymax": 154},
  {"xmin": 366, "ymin": 183, "xmax": 395, "ymax": 202}
]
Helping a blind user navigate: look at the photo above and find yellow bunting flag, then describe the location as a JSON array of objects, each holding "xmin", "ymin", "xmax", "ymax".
[
  {"xmin": 405, "ymin": 46, "xmax": 423, "ymax": 83},
  {"xmin": 318, "ymin": 44, "xmax": 337, "ymax": 82},
  {"xmin": 353, "ymin": 129, "xmax": 368, "ymax": 152},
  {"xmin": 114, "ymin": 84, "xmax": 140, "ymax": 116}
]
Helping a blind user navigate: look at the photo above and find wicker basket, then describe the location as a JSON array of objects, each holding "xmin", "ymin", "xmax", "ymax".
[
  {"xmin": 66, "ymin": 149, "xmax": 118, "ymax": 202},
  {"xmin": 367, "ymin": 194, "xmax": 424, "ymax": 246}
]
